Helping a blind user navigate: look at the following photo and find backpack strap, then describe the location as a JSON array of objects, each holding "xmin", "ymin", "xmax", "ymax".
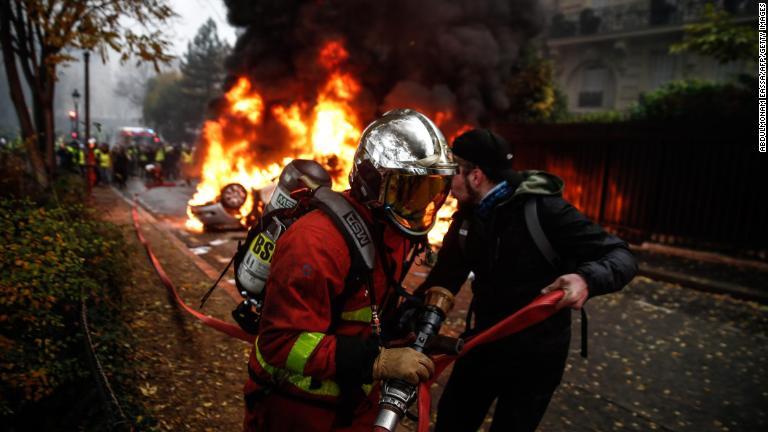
[
  {"xmin": 524, "ymin": 197, "xmax": 562, "ymax": 271},
  {"xmin": 524, "ymin": 196, "xmax": 587, "ymax": 358},
  {"xmin": 310, "ymin": 187, "xmax": 379, "ymax": 336}
]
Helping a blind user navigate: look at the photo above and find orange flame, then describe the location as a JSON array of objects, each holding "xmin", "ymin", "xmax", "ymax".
[
  {"xmin": 319, "ymin": 40, "xmax": 350, "ymax": 69},
  {"xmin": 429, "ymin": 195, "xmax": 458, "ymax": 246},
  {"xmin": 186, "ymin": 41, "xmax": 362, "ymax": 231},
  {"xmin": 226, "ymin": 77, "xmax": 264, "ymax": 124},
  {"xmin": 434, "ymin": 110, "xmax": 473, "ymax": 144}
]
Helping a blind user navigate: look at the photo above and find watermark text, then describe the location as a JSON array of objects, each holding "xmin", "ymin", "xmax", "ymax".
[{"xmin": 759, "ymin": 3, "xmax": 767, "ymax": 152}]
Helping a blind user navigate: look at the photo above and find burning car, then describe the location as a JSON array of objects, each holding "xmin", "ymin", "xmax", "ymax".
[{"xmin": 187, "ymin": 182, "xmax": 276, "ymax": 231}]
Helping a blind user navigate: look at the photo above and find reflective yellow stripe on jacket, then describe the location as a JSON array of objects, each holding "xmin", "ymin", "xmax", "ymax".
[
  {"xmin": 286, "ymin": 332, "xmax": 324, "ymax": 373},
  {"xmin": 255, "ymin": 334, "xmax": 340, "ymax": 397},
  {"xmin": 254, "ymin": 334, "xmax": 373, "ymax": 397},
  {"xmin": 340, "ymin": 306, "xmax": 372, "ymax": 323}
]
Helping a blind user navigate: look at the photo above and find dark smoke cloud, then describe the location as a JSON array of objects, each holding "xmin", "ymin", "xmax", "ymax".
[{"xmin": 221, "ymin": 0, "xmax": 547, "ymax": 126}]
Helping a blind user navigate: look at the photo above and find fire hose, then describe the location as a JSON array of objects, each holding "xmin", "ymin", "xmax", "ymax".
[
  {"xmin": 132, "ymin": 198, "xmax": 565, "ymax": 431},
  {"xmin": 374, "ymin": 287, "xmax": 457, "ymax": 430},
  {"xmin": 374, "ymin": 288, "xmax": 565, "ymax": 432},
  {"xmin": 131, "ymin": 199, "xmax": 255, "ymax": 343}
]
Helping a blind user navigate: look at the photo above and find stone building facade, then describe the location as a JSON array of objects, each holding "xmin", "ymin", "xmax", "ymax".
[{"xmin": 545, "ymin": 0, "xmax": 757, "ymax": 112}]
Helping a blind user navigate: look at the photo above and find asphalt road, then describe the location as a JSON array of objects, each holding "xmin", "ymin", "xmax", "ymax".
[{"xmin": 122, "ymin": 178, "xmax": 767, "ymax": 432}]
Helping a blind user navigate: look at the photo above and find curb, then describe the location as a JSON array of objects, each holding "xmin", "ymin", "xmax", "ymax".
[
  {"xmin": 631, "ymin": 242, "xmax": 768, "ymax": 272},
  {"xmin": 637, "ymin": 264, "xmax": 768, "ymax": 304}
]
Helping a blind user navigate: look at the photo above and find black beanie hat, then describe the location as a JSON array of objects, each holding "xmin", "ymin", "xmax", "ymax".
[{"xmin": 452, "ymin": 129, "xmax": 517, "ymax": 181}]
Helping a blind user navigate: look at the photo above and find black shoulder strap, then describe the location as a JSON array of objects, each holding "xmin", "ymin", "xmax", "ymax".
[
  {"xmin": 524, "ymin": 196, "xmax": 587, "ymax": 358},
  {"xmin": 524, "ymin": 197, "xmax": 562, "ymax": 271},
  {"xmin": 310, "ymin": 187, "xmax": 377, "ymax": 334}
]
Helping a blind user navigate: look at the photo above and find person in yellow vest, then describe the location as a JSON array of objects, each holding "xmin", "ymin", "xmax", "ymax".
[
  {"xmin": 180, "ymin": 144, "xmax": 194, "ymax": 186},
  {"xmin": 95, "ymin": 143, "xmax": 112, "ymax": 185},
  {"xmin": 93, "ymin": 143, "xmax": 102, "ymax": 184},
  {"xmin": 154, "ymin": 144, "xmax": 165, "ymax": 165},
  {"xmin": 78, "ymin": 142, "xmax": 87, "ymax": 176},
  {"xmin": 66, "ymin": 140, "xmax": 81, "ymax": 173}
]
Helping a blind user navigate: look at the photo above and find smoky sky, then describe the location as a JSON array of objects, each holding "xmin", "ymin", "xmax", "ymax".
[{"xmin": 221, "ymin": 0, "xmax": 547, "ymax": 125}]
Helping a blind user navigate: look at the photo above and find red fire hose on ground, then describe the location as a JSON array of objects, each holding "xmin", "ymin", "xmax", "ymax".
[
  {"xmin": 131, "ymin": 200, "xmax": 255, "ymax": 343},
  {"xmin": 132, "ymin": 198, "xmax": 564, "ymax": 431}
]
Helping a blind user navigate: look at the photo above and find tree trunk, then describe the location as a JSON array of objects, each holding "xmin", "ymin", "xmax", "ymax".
[
  {"xmin": 36, "ymin": 65, "xmax": 56, "ymax": 175},
  {"xmin": 44, "ymin": 88, "xmax": 55, "ymax": 175},
  {"xmin": 0, "ymin": 13, "xmax": 49, "ymax": 189}
]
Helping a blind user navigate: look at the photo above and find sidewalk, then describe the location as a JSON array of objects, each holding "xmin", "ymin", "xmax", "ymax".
[{"xmin": 91, "ymin": 186, "xmax": 246, "ymax": 431}]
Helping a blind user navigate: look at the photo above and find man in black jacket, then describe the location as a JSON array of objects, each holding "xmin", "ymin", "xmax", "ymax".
[{"xmin": 422, "ymin": 129, "xmax": 637, "ymax": 432}]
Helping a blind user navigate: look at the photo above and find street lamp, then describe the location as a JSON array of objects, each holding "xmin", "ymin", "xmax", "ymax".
[{"xmin": 71, "ymin": 89, "xmax": 81, "ymax": 139}]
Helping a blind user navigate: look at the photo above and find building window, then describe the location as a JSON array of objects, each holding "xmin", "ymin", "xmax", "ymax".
[{"xmin": 578, "ymin": 66, "xmax": 609, "ymax": 108}]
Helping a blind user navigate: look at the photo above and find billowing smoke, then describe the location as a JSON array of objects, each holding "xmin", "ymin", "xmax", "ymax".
[{"xmin": 221, "ymin": 0, "xmax": 547, "ymax": 127}]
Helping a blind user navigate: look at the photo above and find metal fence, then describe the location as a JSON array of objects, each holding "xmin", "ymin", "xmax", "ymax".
[{"xmin": 495, "ymin": 122, "xmax": 765, "ymax": 254}]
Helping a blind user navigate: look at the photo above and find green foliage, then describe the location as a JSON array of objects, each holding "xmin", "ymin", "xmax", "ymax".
[
  {"xmin": 3, "ymin": 0, "xmax": 177, "ymax": 71},
  {"xmin": 0, "ymin": 198, "xmax": 136, "ymax": 426},
  {"xmin": 629, "ymin": 79, "xmax": 751, "ymax": 122},
  {"xmin": 143, "ymin": 19, "xmax": 231, "ymax": 144},
  {"xmin": 0, "ymin": 144, "xmax": 37, "ymax": 198},
  {"xmin": 1, "ymin": 144, "xmax": 88, "ymax": 202},
  {"xmin": 506, "ymin": 46, "xmax": 567, "ymax": 123},
  {"xmin": 670, "ymin": 4, "xmax": 757, "ymax": 64}
]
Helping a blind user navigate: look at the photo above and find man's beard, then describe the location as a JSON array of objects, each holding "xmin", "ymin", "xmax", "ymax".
[{"xmin": 456, "ymin": 175, "xmax": 481, "ymax": 211}]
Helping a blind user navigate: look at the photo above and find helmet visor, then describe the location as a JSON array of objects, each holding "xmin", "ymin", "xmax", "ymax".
[{"xmin": 383, "ymin": 173, "xmax": 451, "ymax": 235}]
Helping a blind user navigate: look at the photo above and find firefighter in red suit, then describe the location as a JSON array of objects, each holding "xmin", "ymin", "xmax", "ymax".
[{"xmin": 243, "ymin": 109, "xmax": 458, "ymax": 431}]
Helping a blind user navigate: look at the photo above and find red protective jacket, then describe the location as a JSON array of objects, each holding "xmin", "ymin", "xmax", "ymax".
[{"xmin": 244, "ymin": 194, "xmax": 413, "ymax": 432}]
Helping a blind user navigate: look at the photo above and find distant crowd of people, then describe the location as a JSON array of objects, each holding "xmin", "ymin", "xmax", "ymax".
[{"xmin": 56, "ymin": 139, "xmax": 195, "ymax": 188}]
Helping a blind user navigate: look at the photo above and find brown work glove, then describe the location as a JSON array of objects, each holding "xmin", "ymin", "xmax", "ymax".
[{"xmin": 372, "ymin": 347, "xmax": 435, "ymax": 385}]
